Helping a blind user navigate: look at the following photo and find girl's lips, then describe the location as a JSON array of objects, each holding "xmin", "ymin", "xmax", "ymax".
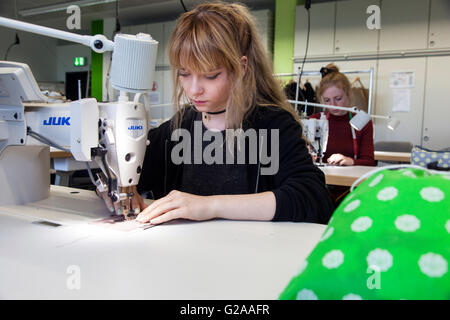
[{"xmin": 193, "ymin": 100, "xmax": 207, "ymax": 104}]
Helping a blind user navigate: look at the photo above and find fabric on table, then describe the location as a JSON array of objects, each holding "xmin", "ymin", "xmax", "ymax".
[{"xmin": 411, "ymin": 145, "xmax": 450, "ymax": 171}]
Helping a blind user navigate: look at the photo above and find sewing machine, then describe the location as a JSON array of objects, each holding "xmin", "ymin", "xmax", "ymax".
[
  {"xmin": 301, "ymin": 115, "xmax": 329, "ymax": 165},
  {"xmin": 0, "ymin": 17, "xmax": 158, "ymax": 220}
]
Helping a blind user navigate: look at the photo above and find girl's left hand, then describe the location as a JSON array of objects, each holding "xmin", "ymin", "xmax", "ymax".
[
  {"xmin": 135, "ymin": 190, "xmax": 216, "ymax": 225},
  {"xmin": 327, "ymin": 153, "xmax": 355, "ymax": 166}
]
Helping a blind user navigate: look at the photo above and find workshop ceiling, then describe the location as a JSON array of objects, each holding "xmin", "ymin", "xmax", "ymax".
[{"xmin": 0, "ymin": 0, "xmax": 276, "ymax": 31}]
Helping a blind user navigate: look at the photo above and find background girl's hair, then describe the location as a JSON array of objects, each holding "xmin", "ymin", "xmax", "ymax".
[
  {"xmin": 317, "ymin": 63, "xmax": 351, "ymax": 101},
  {"xmin": 168, "ymin": 1, "xmax": 301, "ymax": 130}
]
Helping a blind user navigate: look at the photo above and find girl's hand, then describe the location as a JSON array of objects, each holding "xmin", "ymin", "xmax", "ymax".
[
  {"xmin": 327, "ymin": 153, "xmax": 355, "ymax": 166},
  {"xmin": 135, "ymin": 190, "xmax": 215, "ymax": 225}
]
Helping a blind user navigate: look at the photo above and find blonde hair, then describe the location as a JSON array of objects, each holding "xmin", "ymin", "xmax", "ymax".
[
  {"xmin": 168, "ymin": 1, "xmax": 299, "ymax": 129},
  {"xmin": 317, "ymin": 63, "xmax": 352, "ymax": 103}
]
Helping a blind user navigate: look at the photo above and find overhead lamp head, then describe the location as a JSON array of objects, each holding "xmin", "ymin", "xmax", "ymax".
[
  {"xmin": 350, "ymin": 110, "xmax": 371, "ymax": 131},
  {"xmin": 387, "ymin": 117, "xmax": 400, "ymax": 131}
]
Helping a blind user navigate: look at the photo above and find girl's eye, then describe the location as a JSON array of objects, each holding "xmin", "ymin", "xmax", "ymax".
[
  {"xmin": 178, "ymin": 71, "xmax": 189, "ymax": 77},
  {"xmin": 206, "ymin": 72, "xmax": 221, "ymax": 80},
  {"xmin": 336, "ymin": 96, "xmax": 342, "ymax": 101}
]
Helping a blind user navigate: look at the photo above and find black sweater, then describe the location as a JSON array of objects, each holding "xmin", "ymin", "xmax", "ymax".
[{"xmin": 137, "ymin": 105, "xmax": 334, "ymax": 224}]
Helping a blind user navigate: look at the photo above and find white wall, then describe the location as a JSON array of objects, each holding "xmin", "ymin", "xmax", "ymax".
[
  {"xmin": 0, "ymin": 28, "xmax": 58, "ymax": 82},
  {"xmin": 293, "ymin": 0, "xmax": 450, "ymax": 150}
]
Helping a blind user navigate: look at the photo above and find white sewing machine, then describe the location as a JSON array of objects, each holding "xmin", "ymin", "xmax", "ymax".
[
  {"xmin": 301, "ymin": 115, "xmax": 329, "ymax": 165},
  {"xmin": 0, "ymin": 17, "xmax": 158, "ymax": 220}
]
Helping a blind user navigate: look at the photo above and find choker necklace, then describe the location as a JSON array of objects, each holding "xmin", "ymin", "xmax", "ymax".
[
  {"xmin": 206, "ymin": 109, "xmax": 226, "ymax": 115},
  {"xmin": 203, "ymin": 108, "xmax": 226, "ymax": 121}
]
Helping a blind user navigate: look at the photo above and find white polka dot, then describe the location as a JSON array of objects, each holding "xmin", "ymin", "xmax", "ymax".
[
  {"xmin": 420, "ymin": 153, "xmax": 425, "ymax": 158},
  {"xmin": 297, "ymin": 260, "xmax": 308, "ymax": 276},
  {"xmin": 367, "ymin": 249, "xmax": 393, "ymax": 272},
  {"xmin": 369, "ymin": 174, "xmax": 383, "ymax": 187},
  {"xmin": 343, "ymin": 193, "xmax": 355, "ymax": 203},
  {"xmin": 351, "ymin": 216, "xmax": 373, "ymax": 232},
  {"xmin": 442, "ymin": 175, "xmax": 450, "ymax": 180},
  {"xmin": 296, "ymin": 289, "xmax": 318, "ymax": 300},
  {"xmin": 342, "ymin": 293, "xmax": 363, "ymax": 300},
  {"xmin": 344, "ymin": 199, "xmax": 360, "ymax": 212},
  {"xmin": 418, "ymin": 253, "xmax": 448, "ymax": 278},
  {"xmin": 320, "ymin": 227, "xmax": 334, "ymax": 242},
  {"xmin": 402, "ymin": 170, "xmax": 417, "ymax": 178},
  {"xmin": 377, "ymin": 187, "xmax": 398, "ymax": 201},
  {"xmin": 395, "ymin": 215, "xmax": 421, "ymax": 232},
  {"xmin": 322, "ymin": 250, "xmax": 344, "ymax": 269},
  {"xmin": 446, "ymin": 220, "xmax": 450, "ymax": 234},
  {"xmin": 420, "ymin": 187, "xmax": 444, "ymax": 202}
]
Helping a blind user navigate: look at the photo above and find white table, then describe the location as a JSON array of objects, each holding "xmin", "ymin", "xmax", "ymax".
[
  {"xmin": 319, "ymin": 165, "xmax": 377, "ymax": 186},
  {"xmin": 0, "ymin": 186, "xmax": 325, "ymax": 299}
]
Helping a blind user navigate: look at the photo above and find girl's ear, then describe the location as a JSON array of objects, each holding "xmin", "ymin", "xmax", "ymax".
[{"xmin": 241, "ymin": 56, "xmax": 248, "ymax": 73}]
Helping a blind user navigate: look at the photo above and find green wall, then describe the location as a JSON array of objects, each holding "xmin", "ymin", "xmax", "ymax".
[
  {"xmin": 273, "ymin": 0, "xmax": 303, "ymax": 75},
  {"xmin": 91, "ymin": 20, "xmax": 103, "ymax": 101}
]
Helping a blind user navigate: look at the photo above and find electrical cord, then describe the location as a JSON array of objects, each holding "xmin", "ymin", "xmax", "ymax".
[
  {"xmin": 4, "ymin": 33, "xmax": 20, "ymax": 60},
  {"xmin": 115, "ymin": 0, "xmax": 121, "ymax": 33},
  {"xmin": 180, "ymin": 0, "xmax": 188, "ymax": 12},
  {"xmin": 297, "ymin": 1, "xmax": 311, "ymax": 101},
  {"xmin": 27, "ymin": 127, "xmax": 71, "ymax": 153}
]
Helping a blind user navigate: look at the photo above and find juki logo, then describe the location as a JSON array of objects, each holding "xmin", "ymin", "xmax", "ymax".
[
  {"xmin": 128, "ymin": 125, "xmax": 143, "ymax": 130},
  {"xmin": 43, "ymin": 116, "xmax": 71, "ymax": 126}
]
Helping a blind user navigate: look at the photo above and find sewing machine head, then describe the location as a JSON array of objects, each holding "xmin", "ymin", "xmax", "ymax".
[
  {"xmin": 301, "ymin": 116, "xmax": 329, "ymax": 165},
  {"xmin": 0, "ymin": 33, "xmax": 157, "ymax": 219}
]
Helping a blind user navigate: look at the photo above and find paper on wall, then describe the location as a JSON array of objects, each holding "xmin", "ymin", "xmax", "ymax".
[
  {"xmin": 392, "ymin": 89, "xmax": 411, "ymax": 113},
  {"xmin": 390, "ymin": 71, "xmax": 415, "ymax": 88}
]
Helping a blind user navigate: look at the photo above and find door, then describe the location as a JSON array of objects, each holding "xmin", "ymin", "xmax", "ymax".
[{"xmin": 422, "ymin": 56, "xmax": 450, "ymax": 150}]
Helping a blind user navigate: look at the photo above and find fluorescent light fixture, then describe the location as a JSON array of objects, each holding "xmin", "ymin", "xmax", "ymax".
[{"xmin": 19, "ymin": 0, "xmax": 117, "ymax": 17}]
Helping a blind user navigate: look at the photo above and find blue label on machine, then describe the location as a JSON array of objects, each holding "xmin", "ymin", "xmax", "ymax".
[
  {"xmin": 43, "ymin": 116, "xmax": 71, "ymax": 126},
  {"xmin": 126, "ymin": 119, "xmax": 145, "ymax": 138},
  {"xmin": 128, "ymin": 125, "xmax": 143, "ymax": 130}
]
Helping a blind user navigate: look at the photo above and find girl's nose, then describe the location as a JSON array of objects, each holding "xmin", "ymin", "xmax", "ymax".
[{"xmin": 190, "ymin": 77, "xmax": 204, "ymax": 97}]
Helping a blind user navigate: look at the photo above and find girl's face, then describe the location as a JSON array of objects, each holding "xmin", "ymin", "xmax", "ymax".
[
  {"xmin": 322, "ymin": 85, "xmax": 350, "ymax": 116},
  {"xmin": 178, "ymin": 67, "xmax": 232, "ymax": 112}
]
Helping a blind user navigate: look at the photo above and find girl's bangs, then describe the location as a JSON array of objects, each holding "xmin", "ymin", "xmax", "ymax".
[{"xmin": 171, "ymin": 26, "xmax": 231, "ymax": 73}]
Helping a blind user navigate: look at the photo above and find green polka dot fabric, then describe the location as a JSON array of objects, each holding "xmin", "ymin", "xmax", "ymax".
[{"xmin": 279, "ymin": 168, "xmax": 450, "ymax": 300}]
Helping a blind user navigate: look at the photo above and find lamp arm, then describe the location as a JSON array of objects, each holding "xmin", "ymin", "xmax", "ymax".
[
  {"xmin": 287, "ymin": 99, "xmax": 358, "ymax": 113},
  {"xmin": 0, "ymin": 16, "xmax": 114, "ymax": 53},
  {"xmin": 287, "ymin": 99, "xmax": 396, "ymax": 120},
  {"xmin": 370, "ymin": 114, "xmax": 390, "ymax": 120}
]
